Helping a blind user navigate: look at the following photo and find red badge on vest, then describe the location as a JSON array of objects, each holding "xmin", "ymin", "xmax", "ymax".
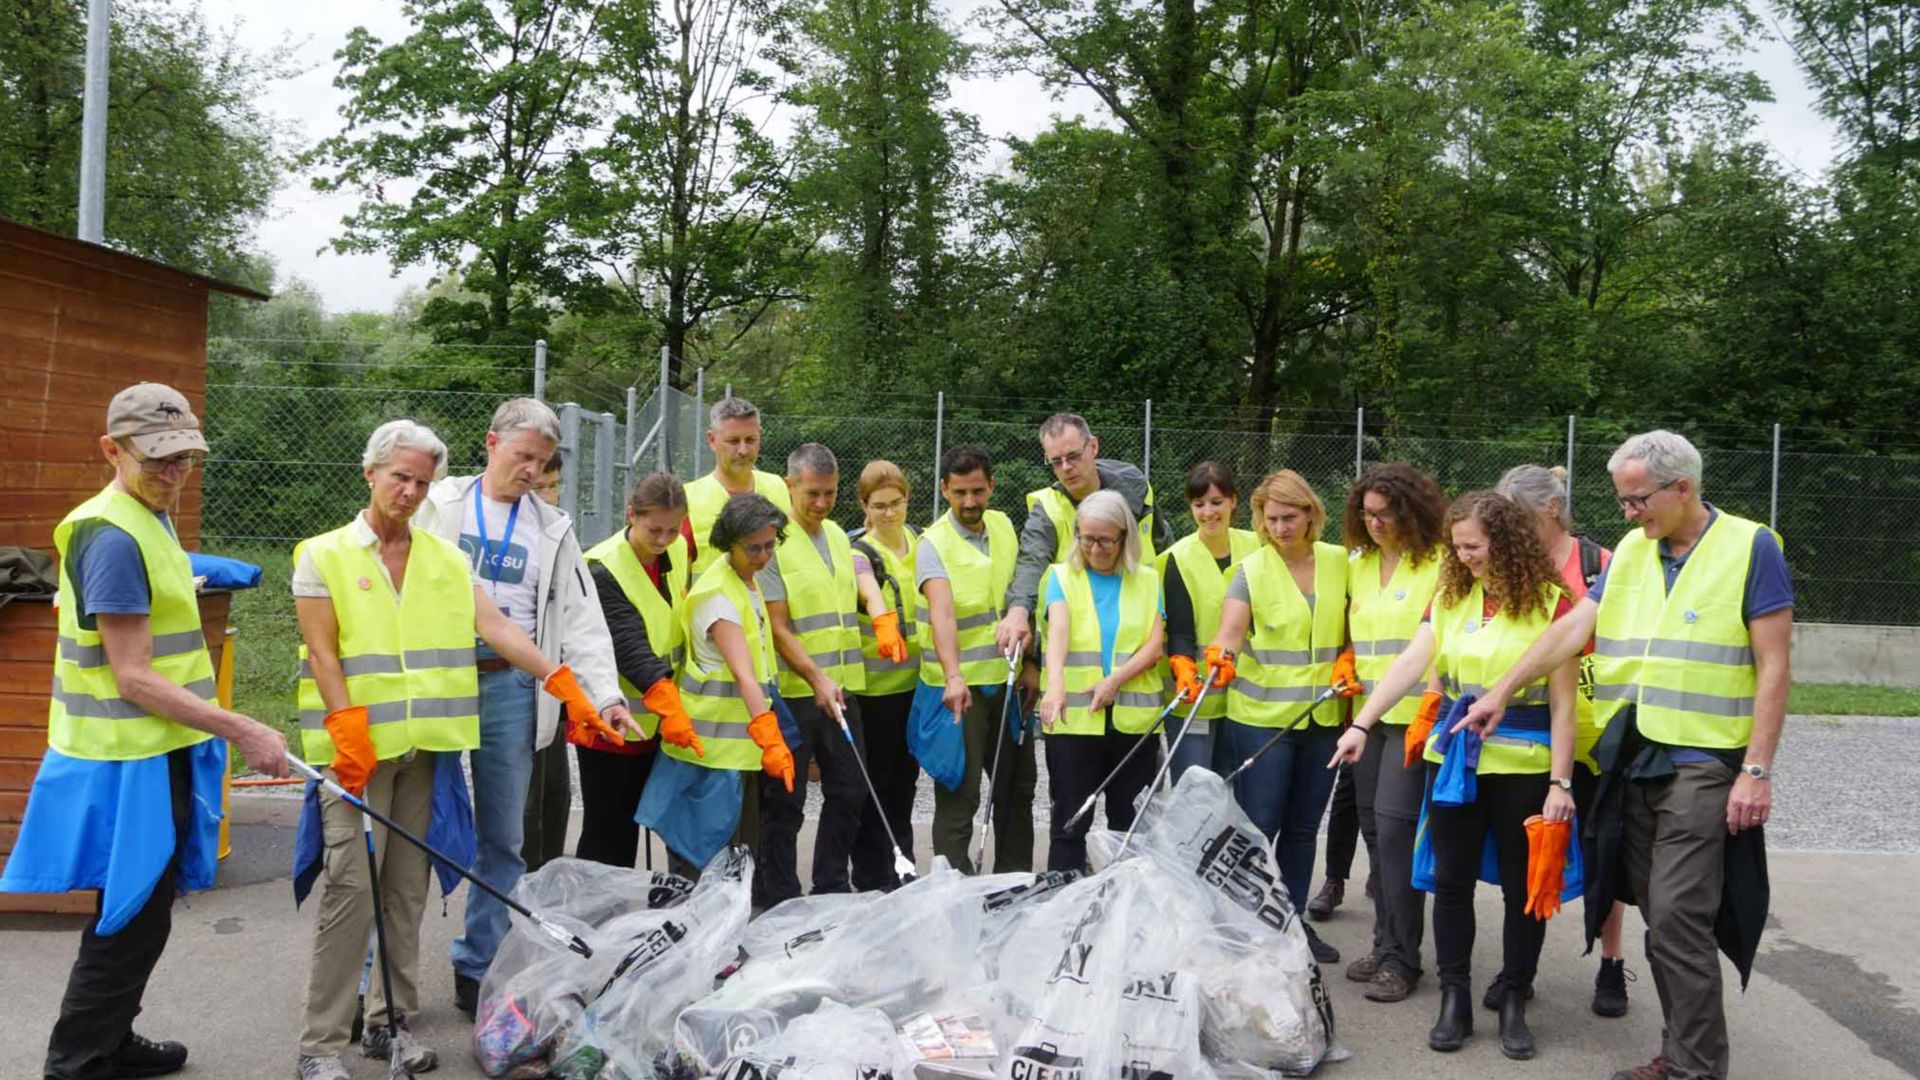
[{"xmin": 358, "ymin": 576, "xmax": 372, "ymax": 590}]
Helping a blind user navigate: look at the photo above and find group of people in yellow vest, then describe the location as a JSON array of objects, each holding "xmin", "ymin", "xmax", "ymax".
[{"xmin": 5, "ymin": 385, "xmax": 1791, "ymax": 1080}]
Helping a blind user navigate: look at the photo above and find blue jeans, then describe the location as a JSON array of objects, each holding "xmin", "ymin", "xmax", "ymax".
[
  {"xmin": 1167, "ymin": 713, "xmax": 1222, "ymax": 784},
  {"xmin": 451, "ymin": 664, "xmax": 537, "ymax": 981},
  {"xmin": 1222, "ymin": 719, "xmax": 1340, "ymax": 913}
]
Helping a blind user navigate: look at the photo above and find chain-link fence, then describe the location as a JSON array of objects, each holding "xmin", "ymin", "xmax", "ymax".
[{"xmin": 200, "ymin": 348, "xmax": 1920, "ymax": 627}]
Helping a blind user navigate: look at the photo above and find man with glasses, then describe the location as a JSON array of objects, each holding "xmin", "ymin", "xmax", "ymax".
[
  {"xmin": 1461, "ymin": 430, "xmax": 1792, "ymax": 1080},
  {"xmin": 995, "ymin": 413, "xmax": 1171, "ymax": 662},
  {"xmin": 5, "ymin": 383, "xmax": 291, "ymax": 1080}
]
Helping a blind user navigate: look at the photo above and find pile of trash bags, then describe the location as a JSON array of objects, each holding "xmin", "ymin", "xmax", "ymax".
[{"xmin": 474, "ymin": 769, "xmax": 1342, "ymax": 1080}]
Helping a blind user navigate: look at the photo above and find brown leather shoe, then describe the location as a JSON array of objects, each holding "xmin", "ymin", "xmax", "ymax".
[
  {"xmin": 1345, "ymin": 952, "xmax": 1384, "ymax": 983},
  {"xmin": 1609, "ymin": 1057, "xmax": 1674, "ymax": 1080},
  {"xmin": 1364, "ymin": 967, "xmax": 1417, "ymax": 1003}
]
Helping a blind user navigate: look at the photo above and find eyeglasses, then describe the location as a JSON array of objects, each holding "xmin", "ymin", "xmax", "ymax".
[
  {"xmin": 1364, "ymin": 509, "xmax": 1396, "ymax": 525},
  {"xmin": 741, "ymin": 540, "xmax": 779, "ymax": 557},
  {"xmin": 1045, "ymin": 439, "xmax": 1092, "ymax": 472},
  {"xmin": 867, "ymin": 498, "xmax": 907, "ymax": 514},
  {"xmin": 129, "ymin": 450, "xmax": 203, "ymax": 476},
  {"xmin": 1075, "ymin": 532, "xmax": 1120, "ymax": 552},
  {"xmin": 1615, "ymin": 478, "xmax": 1680, "ymax": 512}
]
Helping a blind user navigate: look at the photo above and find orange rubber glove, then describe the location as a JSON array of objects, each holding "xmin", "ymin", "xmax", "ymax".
[
  {"xmin": 1332, "ymin": 648, "xmax": 1362, "ymax": 698},
  {"xmin": 1169, "ymin": 655, "xmax": 1203, "ymax": 703},
  {"xmin": 871, "ymin": 610, "xmax": 909, "ymax": 664},
  {"xmin": 1202, "ymin": 644, "xmax": 1237, "ymax": 688},
  {"xmin": 546, "ymin": 664, "xmax": 624, "ymax": 747},
  {"xmin": 747, "ymin": 709, "xmax": 795, "ymax": 793},
  {"xmin": 1404, "ymin": 689, "xmax": 1443, "ymax": 770},
  {"xmin": 1523, "ymin": 815, "xmax": 1571, "ymax": 921},
  {"xmin": 642, "ymin": 678, "xmax": 702, "ymax": 758},
  {"xmin": 323, "ymin": 705, "xmax": 376, "ymax": 797}
]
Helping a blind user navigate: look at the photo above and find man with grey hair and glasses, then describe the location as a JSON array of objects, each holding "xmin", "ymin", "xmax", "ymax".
[
  {"xmin": 413, "ymin": 397, "xmax": 636, "ymax": 1015},
  {"xmin": 687, "ymin": 396, "xmax": 794, "ymax": 576},
  {"xmin": 1461, "ymin": 430, "xmax": 1792, "ymax": 1080}
]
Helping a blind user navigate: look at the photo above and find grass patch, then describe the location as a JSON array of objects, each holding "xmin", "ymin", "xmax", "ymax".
[
  {"xmin": 214, "ymin": 541, "xmax": 303, "ymax": 742},
  {"xmin": 1788, "ymin": 682, "xmax": 1920, "ymax": 716}
]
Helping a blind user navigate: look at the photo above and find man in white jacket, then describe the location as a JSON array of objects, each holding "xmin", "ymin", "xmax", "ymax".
[{"xmin": 412, "ymin": 397, "xmax": 634, "ymax": 1014}]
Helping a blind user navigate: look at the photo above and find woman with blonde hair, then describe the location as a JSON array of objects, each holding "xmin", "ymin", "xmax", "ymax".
[
  {"xmin": 1036, "ymin": 490, "xmax": 1165, "ymax": 872},
  {"xmin": 1205, "ymin": 469, "xmax": 1349, "ymax": 965}
]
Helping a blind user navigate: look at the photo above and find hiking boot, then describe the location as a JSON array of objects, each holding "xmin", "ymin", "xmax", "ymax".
[
  {"xmin": 1345, "ymin": 951, "xmax": 1384, "ymax": 982},
  {"xmin": 1609, "ymin": 1057, "xmax": 1674, "ymax": 1080},
  {"xmin": 1364, "ymin": 967, "xmax": 1417, "ymax": 1003},
  {"xmin": 1593, "ymin": 957, "xmax": 1632, "ymax": 1018},
  {"xmin": 296, "ymin": 1055, "xmax": 351, "ymax": 1080},
  {"xmin": 107, "ymin": 1032, "xmax": 188, "ymax": 1078},
  {"xmin": 1303, "ymin": 923, "xmax": 1340, "ymax": 965},
  {"xmin": 363, "ymin": 1016, "xmax": 438, "ymax": 1073},
  {"xmin": 454, "ymin": 970, "xmax": 480, "ymax": 1017},
  {"xmin": 1306, "ymin": 878, "xmax": 1344, "ymax": 920},
  {"xmin": 1482, "ymin": 971, "xmax": 1535, "ymax": 1011},
  {"xmin": 1427, "ymin": 985, "xmax": 1472, "ymax": 1052}
]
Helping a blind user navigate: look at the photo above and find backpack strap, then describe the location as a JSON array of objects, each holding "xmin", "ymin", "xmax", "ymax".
[
  {"xmin": 849, "ymin": 535, "xmax": 905, "ymax": 618},
  {"xmin": 1576, "ymin": 535, "xmax": 1605, "ymax": 590}
]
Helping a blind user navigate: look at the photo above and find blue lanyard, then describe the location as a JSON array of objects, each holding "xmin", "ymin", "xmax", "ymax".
[{"xmin": 471, "ymin": 480, "xmax": 521, "ymax": 591}]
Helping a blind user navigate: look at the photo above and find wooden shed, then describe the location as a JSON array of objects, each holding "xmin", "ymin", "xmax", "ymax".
[{"xmin": 0, "ymin": 217, "xmax": 267, "ymax": 914}]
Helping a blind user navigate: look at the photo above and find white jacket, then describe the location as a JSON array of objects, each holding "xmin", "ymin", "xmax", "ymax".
[{"xmin": 416, "ymin": 474, "xmax": 622, "ymax": 750}]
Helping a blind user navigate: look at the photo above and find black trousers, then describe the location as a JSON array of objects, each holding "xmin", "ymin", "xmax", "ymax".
[
  {"xmin": 757, "ymin": 695, "xmax": 867, "ymax": 906},
  {"xmin": 573, "ymin": 743, "xmax": 659, "ymax": 869},
  {"xmin": 851, "ymin": 690, "xmax": 918, "ymax": 890},
  {"xmin": 1428, "ymin": 768, "xmax": 1549, "ymax": 993},
  {"xmin": 1044, "ymin": 714, "xmax": 1159, "ymax": 873},
  {"xmin": 45, "ymin": 749, "xmax": 191, "ymax": 1080}
]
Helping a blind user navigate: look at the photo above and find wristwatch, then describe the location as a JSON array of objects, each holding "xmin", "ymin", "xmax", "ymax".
[
  {"xmin": 1549, "ymin": 777, "xmax": 1573, "ymax": 792},
  {"xmin": 1741, "ymin": 762, "xmax": 1771, "ymax": 781}
]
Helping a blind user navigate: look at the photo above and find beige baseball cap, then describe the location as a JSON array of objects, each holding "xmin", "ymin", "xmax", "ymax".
[{"xmin": 106, "ymin": 383, "xmax": 209, "ymax": 457}]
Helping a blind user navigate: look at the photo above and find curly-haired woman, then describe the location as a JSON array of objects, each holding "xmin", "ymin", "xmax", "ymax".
[{"xmin": 1330, "ymin": 491, "xmax": 1579, "ymax": 1060}]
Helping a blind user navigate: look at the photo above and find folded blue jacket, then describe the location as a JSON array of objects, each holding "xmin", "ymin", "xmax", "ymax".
[
  {"xmin": 292, "ymin": 752, "xmax": 474, "ymax": 907},
  {"xmin": 188, "ymin": 552, "xmax": 264, "ymax": 590}
]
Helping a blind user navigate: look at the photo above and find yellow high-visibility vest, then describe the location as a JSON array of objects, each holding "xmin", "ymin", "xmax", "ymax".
[
  {"xmin": 772, "ymin": 521, "xmax": 865, "ymax": 697},
  {"xmin": 1226, "ymin": 542, "xmax": 1348, "ymax": 728},
  {"xmin": 1039, "ymin": 562, "xmax": 1165, "ymax": 734},
  {"xmin": 1347, "ymin": 546, "xmax": 1443, "ymax": 726},
  {"xmin": 676, "ymin": 560, "xmax": 776, "ymax": 770},
  {"xmin": 855, "ymin": 527, "xmax": 919, "ymax": 696},
  {"xmin": 584, "ymin": 529, "xmax": 691, "ymax": 736},
  {"xmin": 1426, "ymin": 580, "xmax": 1563, "ymax": 775},
  {"xmin": 685, "ymin": 470, "xmax": 793, "ymax": 576},
  {"xmin": 1155, "ymin": 528, "xmax": 1260, "ymax": 723},
  {"xmin": 918, "ymin": 510, "xmax": 1019, "ymax": 686}
]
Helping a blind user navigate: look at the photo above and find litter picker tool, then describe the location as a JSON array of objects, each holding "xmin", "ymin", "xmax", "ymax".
[
  {"xmin": 358, "ymin": 807, "xmax": 413, "ymax": 1078},
  {"xmin": 288, "ymin": 758, "xmax": 594, "ymax": 959},
  {"xmin": 1063, "ymin": 674, "xmax": 1213, "ymax": 832},
  {"xmin": 1220, "ymin": 685, "xmax": 1341, "ymax": 784},
  {"xmin": 970, "ymin": 645, "xmax": 1022, "ymax": 870},
  {"xmin": 1113, "ymin": 664, "xmax": 1223, "ymax": 856},
  {"xmin": 828, "ymin": 700, "xmax": 917, "ymax": 884}
]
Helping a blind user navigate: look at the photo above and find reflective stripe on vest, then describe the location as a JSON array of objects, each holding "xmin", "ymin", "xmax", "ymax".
[
  {"xmin": 585, "ymin": 529, "xmax": 691, "ymax": 737},
  {"xmin": 1039, "ymin": 562, "xmax": 1165, "ymax": 735},
  {"xmin": 676, "ymin": 560, "xmax": 776, "ymax": 770},
  {"xmin": 918, "ymin": 510, "xmax": 1020, "ymax": 686},
  {"xmin": 49, "ymin": 486, "xmax": 216, "ymax": 761},
  {"xmin": 295, "ymin": 523, "xmax": 482, "ymax": 765},
  {"xmin": 773, "ymin": 521, "xmax": 865, "ymax": 696},
  {"xmin": 1027, "ymin": 483, "xmax": 1160, "ymax": 566},
  {"xmin": 1426, "ymin": 579, "xmax": 1562, "ymax": 776},
  {"xmin": 1155, "ymin": 528, "xmax": 1260, "ymax": 722},
  {"xmin": 684, "ymin": 471, "xmax": 793, "ymax": 577},
  {"xmin": 1590, "ymin": 513, "xmax": 1769, "ymax": 750},
  {"xmin": 1346, "ymin": 546, "xmax": 1442, "ymax": 726},
  {"xmin": 1226, "ymin": 542, "xmax": 1348, "ymax": 728},
  {"xmin": 856, "ymin": 527, "xmax": 920, "ymax": 695}
]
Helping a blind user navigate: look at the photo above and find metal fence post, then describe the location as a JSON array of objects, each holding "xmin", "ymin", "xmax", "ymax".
[
  {"xmin": 694, "ymin": 366, "xmax": 706, "ymax": 476},
  {"xmin": 1354, "ymin": 406, "xmax": 1365, "ymax": 480},
  {"xmin": 595, "ymin": 411, "xmax": 617, "ymax": 544},
  {"xmin": 658, "ymin": 345, "xmax": 671, "ymax": 473},
  {"xmin": 77, "ymin": 0, "xmax": 111, "ymax": 242},
  {"xmin": 931, "ymin": 391, "xmax": 945, "ymax": 523},
  {"xmin": 1143, "ymin": 399, "xmax": 1153, "ymax": 480},
  {"xmin": 558, "ymin": 403, "xmax": 581, "ymax": 520},
  {"xmin": 625, "ymin": 386, "xmax": 637, "ymax": 472},
  {"xmin": 533, "ymin": 339, "xmax": 547, "ymax": 401},
  {"xmin": 1565, "ymin": 414, "xmax": 1576, "ymax": 518},
  {"xmin": 1770, "ymin": 423, "xmax": 1781, "ymax": 530}
]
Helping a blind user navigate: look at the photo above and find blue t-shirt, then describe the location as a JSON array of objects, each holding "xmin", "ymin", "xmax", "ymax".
[
  {"xmin": 1586, "ymin": 507, "xmax": 1792, "ymax": 758},
  {"xmin": 67, "ymin": 515, "xmax": 171, "ymax": 626},
  {"xmin": 1043, "ymin": 567, "xmax": 1164, "ymax": 675}
]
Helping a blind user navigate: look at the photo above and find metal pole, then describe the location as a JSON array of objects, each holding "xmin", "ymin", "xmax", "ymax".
[
  {"xmin": 1565, "ymin": 414, "xmax": 1576, "ymax": 519},
  {"xmin": 1354, "ymin": 406, "xmax": 1365, "ymax": 480},
  {"xmin": 1143, "ymin": 399, "xmax": 1153, "ymax": 480},
  {"xmin": 932, "ymin": 391, "xmax": 945, "ymax": 523},
  {"xmin": 533, "ymin": 339, "xmax": 547, "ymax": 401},
  {"xmin": 658, "ymin": 345, "xmax": 670, "ymax": 473},
  {"xmin": 695, "ymin": 366, "xmax": 706, "ymax": 477},
  {"xmin": 77, "ymin": 0, "xmax": 112, "ymax": 242},
  {"xmin": 625, "ymin": 386, "xmax": 637, "ymax": 472},
  {"xmin": 1770, "ymin": 422, "xmax": 1781, "ymax": 531}
]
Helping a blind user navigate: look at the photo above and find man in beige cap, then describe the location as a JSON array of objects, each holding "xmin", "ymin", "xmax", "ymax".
[{"xmin": 1, "ymin": 382, "xmax": 290, "ymax": 1080}]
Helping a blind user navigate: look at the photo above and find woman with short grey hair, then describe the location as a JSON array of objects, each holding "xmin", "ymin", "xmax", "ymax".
[{"xmin": 361, "ymin": 419, "xmax": 449, "ymax": 477}]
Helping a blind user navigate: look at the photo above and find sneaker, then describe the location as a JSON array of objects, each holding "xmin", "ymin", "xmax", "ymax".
[
  {"xmin": 297, "ymin": 1054, "xmax": 352, "ymax": 1080},
  {"xmin": 1306, "ymin": 878, "xmax": 1344, "ymax": 920},
  {"xmin": 1302, "ymin": 923, "xmax": 1341, "ymax": 965},
  {"xmin": 1345, "ymin": 951, "xmax": 1384, "ymax": 983},
  {"xmin": 363, "ymin": 1016, "xmax": 438, "ymax": 1073},
  {"xmin": 107, "ymin": 1032, "xmax": 188, "ymax": 1078},
  {"xmin": 454, "ymin": 970, "xmax": 480, "ymax": 1017},
  {"xmin": 1609, "ymin": 1056, "xmax": 1674, "ymax": 1080},
  {"xmin": 1593, "ymin": 957, "xmax": 1633, "ymax": 1018}
]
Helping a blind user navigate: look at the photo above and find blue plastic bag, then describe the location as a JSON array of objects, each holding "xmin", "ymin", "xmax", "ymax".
[{"xmin": 907, "ymin": 681, "xmax": 966, "ymax": 791}]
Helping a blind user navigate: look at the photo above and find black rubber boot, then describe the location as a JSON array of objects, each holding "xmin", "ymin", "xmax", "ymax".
[
  {"xmin": 1499, "ymin": 987, "xmax": 1536, "ymax": 1060},
  {"xmin": 1428, "ymin": 985, "xmax": 1473, "ymax": 1052}
]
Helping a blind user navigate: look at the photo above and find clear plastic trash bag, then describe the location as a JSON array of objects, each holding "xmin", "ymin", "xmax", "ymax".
[{"xmin": 714, "ymin": 1000, "xmax": 912, "ymax": 1080}]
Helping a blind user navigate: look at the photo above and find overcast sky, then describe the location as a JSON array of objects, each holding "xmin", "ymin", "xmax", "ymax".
[{"xmin": 195, "ymin": 0, "xmax": 1840, "ymax": 314}]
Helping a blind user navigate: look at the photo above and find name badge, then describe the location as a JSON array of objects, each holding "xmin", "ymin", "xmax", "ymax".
[
  {"xmin": 1394, "ymin": 588, "xmax": 1407, "ymax": 601},
  {"xmin": 1683, "ymin": 609, "xmax": 1698, "ymax": 624},
  {"xmin": 357, "ymin": 577, "xmax": 372, "ymax": 591}
]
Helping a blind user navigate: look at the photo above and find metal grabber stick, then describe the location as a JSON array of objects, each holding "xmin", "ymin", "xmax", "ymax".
[
  {"xmin": 1220, "ymin": 685, "xmax": 1342, "ymax": 784},
  {"xmin": 828, "ymin": 700, "xmax": 917, "ymax": 883},
  {"xmin": 1114, "ymin": 662, "xmax": 1223, "ymax": 856},
  {"xmin": 1063, "ymin": 673, "xmax": 1212, "ymax": 832},
  {"xmin": 288, "ymin": 758, "xmax": 594, "ymax": 958},
  {"xmin": 970, "ymin": 645, "xmax": 1022, "ymax": 871},
  {"xmin": 359, "ymin": 808, "xmax": 413, "ymax": 1078}
]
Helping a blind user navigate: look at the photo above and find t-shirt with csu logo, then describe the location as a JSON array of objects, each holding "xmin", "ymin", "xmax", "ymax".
[{"xmin": 461, "ymin": 491, "xmax": 544, "ymax": 637}]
